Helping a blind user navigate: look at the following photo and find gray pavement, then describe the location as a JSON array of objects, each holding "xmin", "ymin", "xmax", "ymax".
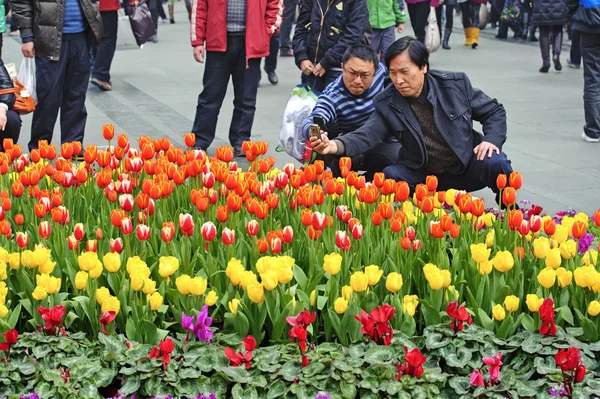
[{"xmin": 2, "ymin": 9, "xmax": 598, "ymax": 215}]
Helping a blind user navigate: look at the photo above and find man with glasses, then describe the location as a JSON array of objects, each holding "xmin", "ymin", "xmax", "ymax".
[{"xmin": 301, "ymin": 44, "xmax": 401, "ymax": 179}]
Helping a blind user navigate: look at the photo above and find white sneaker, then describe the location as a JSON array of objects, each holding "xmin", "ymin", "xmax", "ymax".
[{"xmin": 581, "ymin": 132, "xmax": 600, "ymax": 143}]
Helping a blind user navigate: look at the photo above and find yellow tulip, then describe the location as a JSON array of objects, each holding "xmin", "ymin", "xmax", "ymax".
[
  {"xmin": 526, "ymin": 294, "xmax": 544, "ymax": 312},
  {"xmin": 385, "ymin": 272, "xmax": 403, "ymax": 293},
  {"xmin": 89, "ymin": 263, "xmax": 103, "ymax": 279},
  {"xmin": 31, "ymin": 247, "xmax": 52, "ymax": 268},
  {"xmin": 588, "ymin": 301, "xmax": 600, "ymax": 317},
  {"xmin": 158, "ymin": 256, "xmax": 179, "ymax": 278},
  {"xmin": 276, "ymin": 267, "xmax": 294, "ymax": 284},
  {"xmin": 261, "ymin": 270, "xmax": 279, "ymax": 291},
  {"xmin": 504, "ymin": 295, "xmax": 520, "ymax": 312},
  {"xmin": 0, "ymin": 261, "xmax": 6, "ymax": 281},
  {"xmin": 492, "ymin": 304, "xmax": 505, "ymax": 321},
  {"xmin": 403, "ymin": 295, "xmax": 419, "ymax": 317},
  {"xmin": 445, "ymin": 189, "xmax": 457, "ymax": 206},
  {"xmin": 247, "ymin": 282, "xmax": 265, "ymax": 304},
  {"xmin": 96, "ymin": 286, "xmax": 111, "ymax": 305},
  {"xmin": 552, "ymin": 224, "xmax": 568, "ymax": 244},
  {"xmin": 32, "ymin": 285, "xmax": 47, "ymax": 301},
  {"xmin": 537, "ymin": 268, "xmax": 556, "ymax": 289},
  {"xmin": 342, "ymin": 285, "xmax": 353, "ymax": 301},
  {"xmin": 148, "ymin": 292, "xmax": 164, "ymax": 311},
  {"xmin": 38, "ymin": 260, "xmax": 56, "ymax": 274},
  {"xmin": 533, "ymin": 238, "xmax": 550, "ymax": 259},
  {"xmin": 441, "ymin": 270, "xmax": 451, "ymax": 288},
  {"xmin": 175, "ymin": 274, "xmax": 192, "ymax": 294},
  {"xmin": 478, "ymin": 260, "xmax": 493, "ymax": 275},
  {"xmin": 190, "ymin": 276, "xmax": 208, "ymax": 296},
  {"xmin": 142, "ymin": 278, "xmax": 157, "ymax": 295},
  {"xmin": 126, "ymin": 257, "xmax": 150, "ymax": 278},
  {"xmin": 226, "ymin": 259, "xmax": 245, "ymax": 286},
  {"xmin": 427, "ymin": 270, "xmax": 444, "ymax": 290},
  {"xmin": 78, "ymin": 251, "xmax": 101, "ymax": 272},
  {"xmin": 310, "ymin": 290, "xmax": 317, "ymax": 306},
  {"xmin": 102, "ymin": 296, "xmax": 121, "ymax": 314},
  {"xmin": 574, "ymin": 266, "xmax": 592, "ymax": 288},
  {"xmin": 0, "ymin": 304, "xmax": 7, "ymax": 318},
  {"xmin": 0, "ymin": 248, "xmax": 8, "ymax": 263},
  {"xmin": 334, "ymin": 297, "xmax": 348, "ymax": 314},
  {"xmin": 205, "ymin": 290, "xmax": 218, "ymax": 306},
  {"xmin": 229, "ymin": 298, "xmax": 240, "ymax": 314},
  {"xmin": 560, "ymin": 240, "xmax": 577, "ymax": 260},
  {"xmin": 350, "ymin": 272, "xmax": 369, "ymax": 292},
  {"xmin": 364, "ymin": 265, "xmax": 383, "ymax": 286},
  {"xmin": 556, "ymin": 267, "xmax": 572, "ymax": 288},
  {"xmin": 323, "ymin": 253, "xmax": 342, "ymax": 276},
  {"xmin": 423, "ymin": 263, "xmax": 437, "ymax": 280},
  {"xmin": 492, "ymin": 251, "xmax": 514, "ymax": 273},
  {"xmin": 45, "ymin": 276, "xmax": 61, "ymax": 294},
  {"xmin": 445, "ymin": 285, "xmax": 459, "ymax": 301},
  {"xmin": 485, "ymin": 230, "xmax": 495, "ymax": 248},
  {"xmin": 130, "ymin": 275, "xmax": 144, "ymax": 291},
  {"xmin": 21, "ymin": 250, "xmax": 33, "ymax": 268},
  {"xmin": 545, "ymin": 248, "xmax": 562, "ymax": 269},
  {"xmin": 103, "ymin": 252, "xmax": 121, "ymax": 273},
  {"xmin": 582, "ymin": 250, "xmax": 598, "ymax": 266},
  {"xmin": 8, "ymin": 253, "xmax": 20, "ymax": 270},
  {"xmin": 470, "ymin": 243, "xmax": 491, "ymax": 264},
  {"xmin": 75, "ymin": 271, "xmax": 88, "ymax": 290}
]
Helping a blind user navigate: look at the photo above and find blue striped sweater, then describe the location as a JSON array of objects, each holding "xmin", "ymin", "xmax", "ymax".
[
  {"xmin": 301, "ymin": 63, "xmax": 386, "ymax": 140},
  {"xmin": 64, "ymin": 0, "xmax": 87, "ymax": 34}
]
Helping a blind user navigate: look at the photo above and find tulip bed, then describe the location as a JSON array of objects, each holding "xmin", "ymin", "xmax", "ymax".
[{"xmin": 0, "ymin": 130, "xmax": 600, "ymax": 398}]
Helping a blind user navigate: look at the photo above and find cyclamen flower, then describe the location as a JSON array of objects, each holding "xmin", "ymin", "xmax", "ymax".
[
  {"xmin": 482, "ymin": 353, "xmax": 503, "ymax": 384},
  {"xmin": 354, "ymin": 304, "xmax": 395, "ymax": 345},
  {"xmin": 469, "ymin": 370, "xmax": 484, "ymax": 387},
  {"xmin": 314, "ymin": 391, "xmax": 331, "ymax": 399},
  {"xmin": 19, "ymin": 394, "xmax": 40, "ymax": 399},
  {"xmin": 446, "ymin": 301, "xmax": 472, "ymax": 332},
  {"xmin": 395, "ymin": 347, "xmax": 426, "ymax": 379},
  {"xmin": 193, "ymin": 305, "xmax": 214, "ymax": 343},
  {"xmin": 539, "ymin": 298, "xmax": 557, "ymax": 336}
]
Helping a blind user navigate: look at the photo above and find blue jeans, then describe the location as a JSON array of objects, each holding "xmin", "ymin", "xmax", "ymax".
[
  {"xmin": 582, "ymin": 32, "xmax": 600, "ymax": 139},
  {"xmin": 382, "ymin": 151, "xmax": 513, "ymax": 194},
  {"xmin": 191, "ymin": 34, "xmax": 261, "ymax": 150},
  {"xmin": 30, "ymin": 32, "xmax": 91, "ymax": 151},
  {"xmin": 371, "ymin": 27, "xmax": 396, "ymax": 62}
]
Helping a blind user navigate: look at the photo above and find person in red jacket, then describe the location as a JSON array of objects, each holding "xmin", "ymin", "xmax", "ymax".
[
  {"xmin": 189, "ymin": 0, "xmax": 283, "ymax": 154},
  {"xmin": 91, "ymin": 0, "xmax": 125, "ymax": 91}
]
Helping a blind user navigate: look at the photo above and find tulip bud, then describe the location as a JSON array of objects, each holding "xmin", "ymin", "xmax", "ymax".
[
  {"xmin": 96, "ymin": 228, "xmax": 103, "ymax": 240},
  {"xmin": 575, "ymin": 365, "xmax": 586, "ymax": 383},
  {"xmin": 86, "ymin": 240, "xmax": 98, "ymax": 252},
  {"xmin": 269, "ymin": 236, "xmax": 282, "ymax": 253},
  {"xmin": 136, "ymin": 224, "xmax": 151, "ymax": 241},
  {"xmin": 110, "ymin": 238, "xmax": 124, "ymax": 254},
  {"xmin": 222, "ymin": 227, "xmax": 236, "ymax": 246},
  {"xmin": 161, "ymin": 222, "xmax": 175, "ymax": 243},
  {"xmin": 73, "ymin": 223, "xmax": 85, "ymax": 241},
  {"xmin": 39, "ymin": 221, "xmax": 51, "ymax": 238},
  {"xmin": 16, "ymin": 231, "xmax": 29, "ymax": 248},
  {"xmin": 404, "ymin": 226, "xmax": 416, "ymax": 241},
  {"xmin": 67, "ymin": 235, "xmax": 79, "ymax": 251},
  {"xmin": 201, "ymin": 221, "xmax": 217, "ymax": 242},
  {"xmin": 282, "ymin": 226, "xmax": 293, "ymax": 244},
  {"xmin": 120, "ymin": 217, "xmax": 133, "ymax": 235}
]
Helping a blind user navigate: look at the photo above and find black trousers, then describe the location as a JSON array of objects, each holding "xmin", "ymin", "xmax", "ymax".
[
  {"xmin": 570, "ymin": 27, "xmax": 581, "ymax": 66},
  {"xmin": 1, "ymin": 110, "xmax": 22, "ymax": 152},
  {"xmin": 538, "ymin": 25, "xmax": 563, "ymax": 64},
  {"xmin": 459, "ymin": 1, "xmax": 481, "ymax": 28},
  {"xmin": 265, "ymin": 32, "xmax": 280, "ymax": 73},
  {"xmin": 280, "ymin": 0, "xmax": 298, "ymax": 52},
  {"xmin": 582, "ymin": 32, "xmax": 600, "ymax": 139},
  {"xmin": 30, "ymin": 32, "xmax": 91, "ymax": 151},
  {"xmin": 191, "ymin": 34, "xmax": 261, "ymax": 150},
  {"xmin": 92, "ymin": 10, "xmax": 118, "ymax": 82},
  {"xmin": 407, "ymin": 1, "xmax": 430, "ymax": 43}
]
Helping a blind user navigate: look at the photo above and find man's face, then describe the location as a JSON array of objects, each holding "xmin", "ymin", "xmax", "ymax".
[
  {"xmin": 341, "ymin": 57, "xmax": 376, "ymax": 96},
  {"xmin": 388, "ymin": 50, "xmax": 427, "ymax": 98}
]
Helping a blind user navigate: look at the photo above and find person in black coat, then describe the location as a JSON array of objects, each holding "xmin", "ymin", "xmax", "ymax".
[
  {"xmin": 293, "ymin": 0, "xmax": 370, "ymax": 92},
  {"xmin": 532, "ymin": 0, "xmax": 568, "ymax": 72},
  {"xmin": 0, "ymin": 58, "xmax": 21, "ymax": 152}
]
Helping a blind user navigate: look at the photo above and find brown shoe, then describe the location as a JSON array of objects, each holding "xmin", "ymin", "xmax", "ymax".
[
  {"xmin": 91, "ymin": 78, "xmax": 113, "ymax": 91},
  {"xmin": 279, "ymin": 49, "xmax": 293, "ymax": 57}
]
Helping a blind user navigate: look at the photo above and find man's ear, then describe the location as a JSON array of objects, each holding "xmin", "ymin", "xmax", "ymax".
[{"xmin": 421, "ymin": 64, "xmax": 428, "ymax": 74}]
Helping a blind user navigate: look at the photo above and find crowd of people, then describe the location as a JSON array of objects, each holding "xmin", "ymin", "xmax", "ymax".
[{"xmin": 0, "ymin": 0, "xmax": 598, "ymax": 196}]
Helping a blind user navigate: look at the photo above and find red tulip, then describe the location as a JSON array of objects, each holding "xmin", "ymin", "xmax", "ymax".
[
  {"xmin": 311, "ymin": 212, "xmax": 327, "ymax": 231},
  {"xmin": 120, "ymin": 217, "xmax": 133, "ymax": 235},
  {"xmin": 67, "ymin": 235, "xmax": 79, "ymax": 250},
  {"xmin": 246, "ymin": 220, "xmax": 259, "ymax": 237},
  {"xmin": 282, "ymin": 226, "xmax": 293, "ymax": 244},
  {"xmin": 351, "ymin": 223, "xmax": 363, "ymax": 240},
  {"xmin": 161, "ymin": 222, "xmax": 175, "ymax": 243},
  {"xmin": 16, "ymin": 231, "xmax": 28, "ymax": 248},
  {"xmin": 136, "ymin": 224, "xmax": 150, "ymax": 241},
  {"xmin": 404, "ymin": 226, "xmax": 416, "ymax": 241},
  {"xmin": 270, "ymin": 236, "xmax": 282, "ymax": 253},
  {"xmin": 202, "ymin": 171, "xmax": 215, "ymax": 188},
  {"xmin": 201, "ymin": 221, "xmax": 216, "ymax": 242},
  {"xmin": 38, "ymin": 221, "xmax": 51, "ymax": 238},
  {"xmin": 110, "ymin": 237, "xmax": 124, "ymax": 254},
  {"xmin": 335, "ymin": 230, "xmax": 351, "ymax": 251},
  {"xmin": 86, "ymin": 240, "xmax": 98, "ymax": 252},
  {"xmin": 401, "ymin": 236, "xmax": 411, "ymax": 250},
  {"xmin": 412, "ymin": 239, "xmax": 422, "ymax": 252},
  {"xmin": 518, "ymin": 220, "xmax": 530, "ymax": 237},
  {"xmin": 529, "ymin": 215, "xmax": 542, "ymax": 233},
  {"xmin": 222, "ymin": 227, "xmax": 236, "ymax": 246},
  {"xmin": 178, "ymin": 213, "xmax": 195, "ymax": 236},
  {"xmin": 73, "ymin": 223, "xmax": 85, "ymax": 241}
]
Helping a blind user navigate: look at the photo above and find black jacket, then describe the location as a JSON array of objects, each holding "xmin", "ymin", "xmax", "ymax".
[
  {"xmin": 12, "ymin": 0, "xmax": 103, "ymax": 61},
  {"xmin": 0, "ymin": 59, "xmax": 16, "ymax": 109},
  {"xmin": 293, "ymin": 0, "xmax": 369, "ymax": 70},
  {"xmin": 568, "ymin": 0, "xmax": 600, "ymax": 33},
  {"xmin": 532, "ymin": 0, "xmax": 568, "ymax": 25},
  {"xmin": 336, "ymin": 70, "xmax": 507, "ymax": 171}
]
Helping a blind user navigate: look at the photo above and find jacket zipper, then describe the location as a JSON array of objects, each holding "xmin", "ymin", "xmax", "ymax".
[
  {"xmin": 331, "ymin": 26, "xmax": 342, "ymax": 34},
  {"xmin": 314, "ymin": 0, "xmax": 333, "ymax": 65},
  {"xmin": 389, "ymin": 102, "xmax": 428, "ymax": 167}
]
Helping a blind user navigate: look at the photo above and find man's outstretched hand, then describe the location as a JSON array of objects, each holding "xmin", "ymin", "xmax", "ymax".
[
  {"xmin": 310, "ymin": 131, "xmax": 337, "ymax": 155},
  {"xmin": 473, "ymin": 142, "xmax": 500, "ymax": 161}
]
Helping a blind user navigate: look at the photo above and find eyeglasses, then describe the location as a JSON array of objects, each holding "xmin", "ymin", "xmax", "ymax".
[{"xmin": 343, "ymin": 67, "xmax": 374, "ymax": 80}]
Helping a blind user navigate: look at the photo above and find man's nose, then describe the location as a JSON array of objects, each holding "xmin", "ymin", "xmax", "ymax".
[{"xmin": 353, "ymin": 75, "xmax": 362, "ymax": 83}]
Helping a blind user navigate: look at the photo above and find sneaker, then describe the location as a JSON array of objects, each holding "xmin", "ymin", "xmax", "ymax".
[
  {"xmin": 567, "ymin": 59, "xmax": 580, "ymax": 69},
  {"xmin": 581, "ymin": 132, "xmax": 600, "ymax": 143},
  {"xmin": 161, "ymin": 18, "xmax": 168, "ymax": 23},
  {"xmin": 90, "ymin": 77, "xmax": 113, "ymax": 91},
  {"xmin": 266, "ymin": 71, "xmax": 278, "ymax": 85}
]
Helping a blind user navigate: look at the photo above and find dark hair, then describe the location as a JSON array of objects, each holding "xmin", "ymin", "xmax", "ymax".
[
  {"xmin": 384, "ymin": 36, "xmax": 429, "ymax": 70},
  {"xmin": 341, "ymin": 45, "xmax": 379, "ymax": 71}
]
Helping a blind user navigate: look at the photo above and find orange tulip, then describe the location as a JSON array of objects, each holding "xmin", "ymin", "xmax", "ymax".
[
  {"xmin": 324, "ymin": 178, "xmax": 337, "ymax": 195},
  {"xmin": 117, "ymin": 134, "xmax": 129, "ymax": 149},
  {"xmin": 184, "ymin": 133, "xmax": 195, "ymax": 148},
  {"xmin": 15, "ymin": 214, "xmax": 24, "ymax": 226},
  {"xmin": 471, "ymin": 198, "xmax": 485, "ymax": 217},
  {"xmin": 509, "ymin": 171, "xmax": 522, "ymax": 190},
  {"xmin": 496, "ymin": 174, "xmax": 507, "ymax": 190},
  {"xmin": 371, "ymin": 211, "xmax": 383, "ymax": 226},
  {"xmin": 378, "ymin": 202, "xmax": 393, "ymax": 219},
  {"xmin": 11, "ymin": 181, "xmax": 24, "ymax": 197},
  {"xmin": 381, "ymin": 179, "xmax": 396, "ymax": 195},
  {"xmin": 501, "ymin": 187, "xmax": 516, "ymax": 207},
  {"xmin": 508, "ymin": 209, "xmax": 523, "ymax": 231},
  {"xmin": 395, "ymin": 181, "xmax": 410, "ymax": 202},
  {"xmin": 593, "ymin": 210, "xmax": 600, "ymax": 227},
  {"xmin": 514, "ymin": 246, "xmax": 525, "ymax": 260},
  {"xmin": 102, "ymin": 124, "xmax": 115, "ymax": 141},
  {"xmin": 255, "ymin": 202, "xmax": 269, "ymax": 220},
  {"xmin": 572, "ymin": 221, "xmax": 587, "ymax": 239},
  {"xmin": 457, "ymin": 193, "xmax": 472, "ymax": 214},
  {"xmin": 426, "ymin": 175, "xmax": 438, "ymax": 192},
  {"xmin": 216, "ymin": 206, "xmax": 229, "ymax": 223},
  {"xmin": 430, "ymin": 221, "xmax": 444, "ymax": 238},
  {"xmin": 307, "ymin": 226, "xmax": 322, "ymax": 240},
  {"xmin": 449, "ymin": 223, "xmax": 461, "ymax": 238},
  {"xmin": 421, "ymin": 196, "xmax": 435, "ymax": 213},
  {"xmin": 373, "ymin": 173, "xmax": 385, "ymax": 188},
  {"xmin": 440, "ymin": 214, "xmax": 453, "ymax": 231},
  {"xmin": 400, "ymin": 236, "xmax": 411, "ymax": 250},
  {"xmin": 216, "ymin": 146, "xmax": 234, "ymax": 162},
  {"xmin": 34, "ymin": 203, "xmax": 46, "ymax": 218},
  {"xmin": 415, "ymin": 184, "xmax": 428, "ymax": 201},
  {"xmin": 390, "ymin": 216, "xmax": 403, "ymax": 233},
  {"xmin": 339, "ymin": 157, "xmax": 351, "ymax": 178}
]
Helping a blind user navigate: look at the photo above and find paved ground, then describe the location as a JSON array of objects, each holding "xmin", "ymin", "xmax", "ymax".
[{"xmin": 3, "ymin": 7, "xmax": 598, "ymax": 215}]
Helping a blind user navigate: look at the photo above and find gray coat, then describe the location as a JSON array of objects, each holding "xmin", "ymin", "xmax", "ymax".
[
  {"xmin": 12, "ymin": 0, "xmax": 103, "ymax": 61},
  {"xmin": 336, "ymin": 70, "xmax": 507, "ymax": 171},
  {"xmin": 532, "ymin": 0, "xmax": 568, "ymax": 26}
]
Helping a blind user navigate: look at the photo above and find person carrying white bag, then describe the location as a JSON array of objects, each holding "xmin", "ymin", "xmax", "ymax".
[{"xmin": 424, "ymin": 6, "xmax": 441, "ymax": 53}]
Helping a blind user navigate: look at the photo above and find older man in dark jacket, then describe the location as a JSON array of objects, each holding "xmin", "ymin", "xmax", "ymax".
[
  {"xmin": 12, "ymin": 0, "xmax": 103, "ymax": 152},
  {"xmin": 310, "ymin": 37, "xmax": 513, "ymax": 199},
  {"xmin": 569, "ymin": 0, "xmax": 600, "ymax": 142},
  {"xmin": 293, "ymin": 0, "xmax": 369, "ymax": 92}
]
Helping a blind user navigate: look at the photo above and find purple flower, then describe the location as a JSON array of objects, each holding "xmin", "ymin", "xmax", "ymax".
[
  {"xmin": 196, "ymin": 394, "xmax": 216, "ymax": 399},
  {"xmin": 182, "ymin": 312, "xmax": 195, "ymax": 330},
  {"xmin": 20, "ymin": 394, "xmax": 40, "ymax": 399},
  {"xmin": 314, "ymin": 392, "xmax": 330, "ymax": 399},
  {"xmin": 193, "ymin": 305, "xmax": 214, "ymax": 343},
  {"xmin": 548, "ymin": 387, "xmax": 559, "ymax": 397},
  {"xmin": 578, "ymin": 233, "xmax": 594, "ymax": 255}
]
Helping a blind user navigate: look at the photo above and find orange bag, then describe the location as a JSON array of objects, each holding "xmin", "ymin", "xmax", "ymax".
[{"xmin": 0, "ymin": 78, "xmax": 36, "ymax": 115}]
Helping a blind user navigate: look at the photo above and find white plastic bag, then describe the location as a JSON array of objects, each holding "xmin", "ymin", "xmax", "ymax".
[
  {"xmin": 17, "ymin": 58, "xmax": 37, "ymax": 103},
  {"xmin": 277, "ymin": 85, "xmax": 318, "ymax": 163},
  {"xmin": 425, "ymin": 7, "xmax": 441, "ymax": 53},
  {"xmin": 117, "ymin": 9, "xmax": 136, "ymax": 48}
]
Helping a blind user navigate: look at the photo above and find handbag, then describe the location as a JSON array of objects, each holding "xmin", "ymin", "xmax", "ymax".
[
  {"xmin": 0, "ymin": 78, "xmax": 36, "ymax": 115},
  {"xmin": 129, "ymin": 2, "xmax": 157, "ymax": 47},
  {"xmin": 500, "ymin": 0, "xmax": 521, "ymax": 25},
  {"xmin": 425, "ymin": 7, "xmax": 441, "ymax": 53}
]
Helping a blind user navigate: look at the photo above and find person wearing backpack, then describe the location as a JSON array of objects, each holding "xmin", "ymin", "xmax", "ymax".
[
  {"xmin": 367, "ymin": 0, "xmax": 407, "ymax": 61},
  {"xmin": 293, "ymin": 0, "xmax": 370, "ymax": 92}
]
